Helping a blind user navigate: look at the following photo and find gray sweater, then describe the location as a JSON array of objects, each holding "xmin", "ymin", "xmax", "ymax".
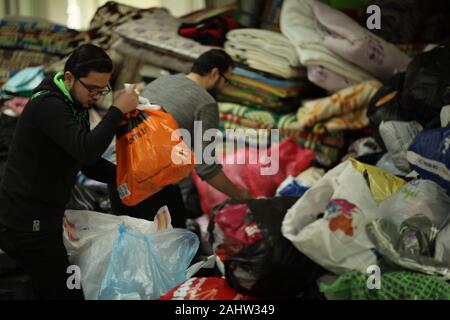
[{"xmin": 142, "ymin": 74, "xmax": 222, "ymax": 180}]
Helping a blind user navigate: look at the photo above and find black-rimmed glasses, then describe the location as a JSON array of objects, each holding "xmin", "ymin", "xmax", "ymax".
[{"xmin": 78, "ymin": 78, "xmax": 112, "ymax": 97}]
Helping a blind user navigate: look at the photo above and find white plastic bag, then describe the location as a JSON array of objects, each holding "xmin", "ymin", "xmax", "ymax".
[
  {"xmin": 282, "ymin": 160, "xmax": 382, "ymax": 274},
  {"xmin": 379, "ymin": 120, "xmax": 423, "ymax": 172},
  {"xmin": 63, "ymin": 207, "xmax": 172, "ymax": 300},
  {"xmin": 435, "ymin": 223, "xmax": 450, "ymax": 266},
  {"xmin": 379, "ymin": 179, "xmax": 450, "ymax": 231},
  {"xmin": 276, "ymin": 167, "xmax": 325, "ymax": 196}
]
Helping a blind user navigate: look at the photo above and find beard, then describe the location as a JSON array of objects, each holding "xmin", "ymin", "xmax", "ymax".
[
  {"xmin": 70, "ymin": 88, "xmax": 93, "ymax": 109},
  {"xmin": 207, "ymin": 87, "xmax": 219, "ymax": 99},
  {"xmin": 207, "ymin": 78, "xmax": 221, "ymax": 99}
]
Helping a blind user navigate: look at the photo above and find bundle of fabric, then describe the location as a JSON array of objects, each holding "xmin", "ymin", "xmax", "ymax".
[
  {"xmin": 277, "ymin": 113, "xmax": 345, "ymax": 166},
  {"xmin": 88, "ymin": 1, "xmax": 160, "ymax": 50},
  {"xmin": 218, "ymin": 85, "xmax": 299, "ymax": 113},
  {"xmin": 2, "ymin": 66, "xmax": 45, "ymax": 97},
  {"xmin": 219, "ymin": 102, "xmax": 279, "ymax": 144},
  {"xmin": 178, "ymin": 13, "xmax": 239, "ymax": 47},
  {"xmin": 272, "ymin": 81, "xmax": 380, "ymax": 165},
  {"xmin": 0, "ymin": 16, "xmax": 82, "ymax": 86},
  {"xmin": 224, "ymin": 28, "xmax": 305, "ymax": 80},
  {"xmin": 227, "ymin": 73, "xmax": 307, "ymax": 99},
  {"xmin": 0, "ymin": 48, "xmax": 60, "ymax": 86},
  {"xmin": 286, "ymin": 81, "xmax": 381, "ymax": 133},
  {"xmin": 2, "ymin": 97, "xmax": 29, "ymax": 117},
  {"xmin": 280, "ymin": 0, "xmax": 410, "ymax": 92},
  {"xmin": 114, "ymin": 8, "xmax": 215, "ymax": 62},
  {"xmin": 219, "ymin": 102, "xmax": 279, "ymax": 130},
  {"xmin": 218, "ymin": 101, "xmax": 346, "ymax": 166},
  {"xmin": 217, "ymin": 65, "xmax": 314, "ymax": 115},
  {"xmin": 0, "ymin": 16, "xmax": 86, "ymax": 56},
  {"xmin": 112, "ymin": 39, "xmax": 193, "ymax": 74}
]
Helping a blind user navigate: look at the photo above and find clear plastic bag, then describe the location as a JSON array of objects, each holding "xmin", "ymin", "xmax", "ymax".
[{"xmin": 98, "ymin": 225, "xmax": 199, "ymax": 300}]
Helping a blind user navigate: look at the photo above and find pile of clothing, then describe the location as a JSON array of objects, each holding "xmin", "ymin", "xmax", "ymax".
[{"xmin": 219, "ymin": 28, "xmax": 346, "ymax": 165}]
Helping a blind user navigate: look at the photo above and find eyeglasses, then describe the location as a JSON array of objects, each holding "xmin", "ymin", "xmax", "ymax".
[
  {"xmin": 77, "ymin": 78, "xmax": 112, "ymax": 97},
  {"xmin": 220, "ymin": 73, "xmax": 231, "ymax": 86}
]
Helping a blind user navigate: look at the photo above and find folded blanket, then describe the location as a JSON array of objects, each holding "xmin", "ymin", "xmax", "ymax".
[
  {"xmin": 296, "ymin": 80, "xmax": 381, "ymax": 130},
  {"xmin": 218, "ymin": 94, "xmax": 297, "ymax": 113},
  {"xmin": 233, "ymin": 67, "xmax": 306, "ymax": 88},
  {"xmin": 220, "ymin": 86, "xmax": 291, "ymax": 108},
  {"xmin": 88, "ymin": 1, "xmax": 161, "ymax": 50},
  {"xmin": 219, "ymin": 115, "xmax": 275, "ymax": 130},
  {"xmin": 278, "ymin": 130, "xmax": 342, "ymax": 166},
  {"xmin": 228, "ymin": 74, "xmax": 306, "ymax": 98},
  {"xmin": 220, "ymin": 118, "xmax": 343, "ymax": 166},
  {"xmin": 226, "ymin": 28, "xmax": 301, "ymax": 67},
  {"xmin": 311, "ymin": 108, "xmax": 370, "ymax": 133},
  {"xmin": 0, "ymin": 16, "xmax": 84, "ymax": 56},
  {"xmin": 219, "ymin": 102, "xmax": 280, "ymax": 127},
  {"xmin": 112, "ymin": 39, "xmax": 193, "ymax": 74},
  {"xmin": 0, "ymin": 48, "xmax": 60, "ymax": 86},
  {"xmin": 115, "ymin": 9, "xmax": 215, "ymax": 61},
  {"xmin": 282, "ymin": 107, "xmax": 370, "ymax": 135},
  {"xmin": 280, "ymin": 0, "xmax": 374, "ymax": 86},
  {"xmin": 225, "ymin": 43, "xmax": 304, "ymax": 79},
  {"xmin": 219, "ymin": 120, "xmax": 273, "ymax": 145},
  {"xmin": 307, "ymin": 64, "xmax": 358, "ymax": 93},
  {"xmin": 311, "ymin": 0, "xmax": 411, "ymax": 80},
  {"xmin": 278, "ymin": 113, "xmax": 346, "ymax": 148}
]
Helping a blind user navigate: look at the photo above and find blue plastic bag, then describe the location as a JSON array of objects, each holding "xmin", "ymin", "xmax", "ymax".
[
  {"xmin": 407, "ymin": 127, "xmax": 450, "ymax": 192},
  {"xmin": 98, "ymin": 224, "xmax": 199, "ymax": 300},
  {"xmin": 276, "ymin": 176, "xmax": 311, "ymax": 197}
]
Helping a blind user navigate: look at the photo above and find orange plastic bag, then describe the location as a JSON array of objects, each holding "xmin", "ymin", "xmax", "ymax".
[{"xmin": 116, "ymin": 109, "xmax": 195, "ymax": 206}]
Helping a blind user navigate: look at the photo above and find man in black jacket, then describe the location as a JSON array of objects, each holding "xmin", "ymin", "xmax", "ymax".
[{"xmin": 0, "ymin": 44, "xmax": 138, "ymax": 300}]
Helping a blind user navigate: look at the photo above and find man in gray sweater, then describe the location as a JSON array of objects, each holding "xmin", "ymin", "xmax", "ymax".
[{"xmin": 109, "ymin": 49, "xmax": 251, "ymax": 227}]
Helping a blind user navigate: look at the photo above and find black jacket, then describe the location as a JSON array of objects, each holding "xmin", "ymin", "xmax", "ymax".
[{"xmin": 0, "ymin": 73, "xmax": 124, "ymax": 231}]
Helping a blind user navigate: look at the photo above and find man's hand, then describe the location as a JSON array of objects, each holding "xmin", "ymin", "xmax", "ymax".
[
  {"xmin": 207, "ymin": 170, "xmax": 253, "ymax": 199},
  {"xmin": 113, "ymin": 85, "xmax": 139, "ymax": 114}
]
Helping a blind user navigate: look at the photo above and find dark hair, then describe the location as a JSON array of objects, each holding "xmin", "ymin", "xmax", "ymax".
[
  {"xmin": 64, "ymin": 44, "xmax": 113, "ymax": 79},
  {"xmin": 191, "ymin": 49, "xmax": 234, "ymax": 76}
]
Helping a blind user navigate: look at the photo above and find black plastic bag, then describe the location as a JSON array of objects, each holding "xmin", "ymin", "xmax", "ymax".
[
  {"xmin": 400, "ymin": 46, "xmax": 450, "ymax": 126},
  {"xmin": 368, "ymin": 46, "xmax": 450, "ymax": 148},
  {"xmin": 368, "ymin": 0, "xmax": 450, "ymax": 44},
  {"xmin": 367, "ymin": 73, "xmax": 405, "ymax": 149},
  {"xmin": 210, "ymin": 197, "xmax": 326, "ymax": 298}
]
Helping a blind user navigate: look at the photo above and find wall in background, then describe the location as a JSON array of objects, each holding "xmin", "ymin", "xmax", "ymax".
[{"xmin": 0, "ymin": 0, "xmax": 206, "ymax": 29}]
